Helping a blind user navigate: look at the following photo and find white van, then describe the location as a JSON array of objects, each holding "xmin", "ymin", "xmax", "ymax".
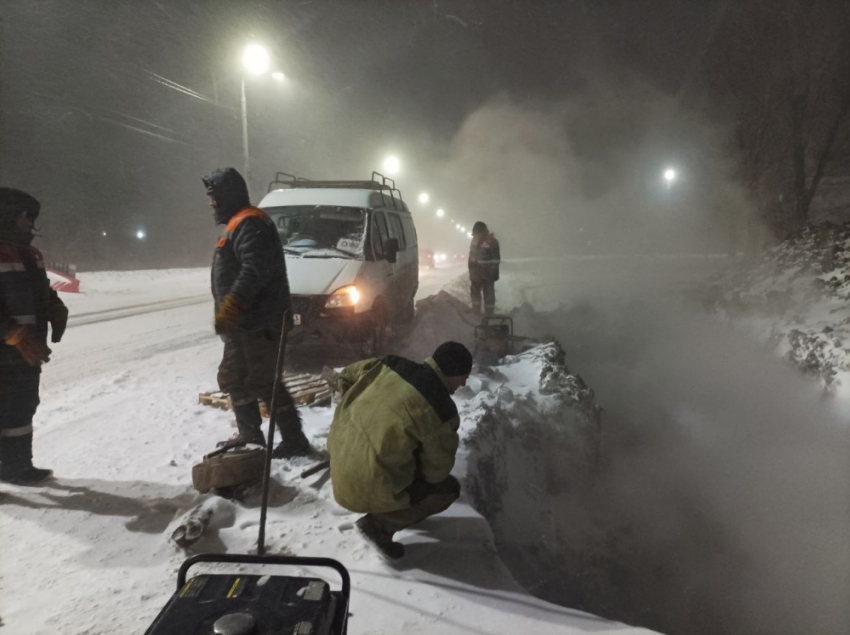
[{"xmin": 258, "ymin": 173, "xmax": 418, "ymax": 353}]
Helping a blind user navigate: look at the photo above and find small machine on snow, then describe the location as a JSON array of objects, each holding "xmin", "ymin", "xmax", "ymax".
[
  {"xmin": 473, "ymin": 315, "xmax": 537, "ymax": 366},
  {"xmin": 145, "ymin": 554, "xmax": 349, "ymax": 635}
]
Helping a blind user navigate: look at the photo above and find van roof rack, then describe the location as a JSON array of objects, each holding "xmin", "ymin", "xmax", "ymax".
[{"xmin": 267, "ymin": 171, "xmax": 405, "ymax": 210}]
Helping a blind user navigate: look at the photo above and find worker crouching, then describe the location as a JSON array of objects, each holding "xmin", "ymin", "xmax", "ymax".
[{"xmin": 327, "ymin": 342, "xmax": 472, "ymax": 560}]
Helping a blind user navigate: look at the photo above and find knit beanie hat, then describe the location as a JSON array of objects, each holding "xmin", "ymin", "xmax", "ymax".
[{"xmin": 433, "ymin": 341, "xmax": 473, "ymax": 377}]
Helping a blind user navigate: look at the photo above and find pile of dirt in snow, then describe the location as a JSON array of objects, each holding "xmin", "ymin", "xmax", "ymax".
[{"xmin": 706, "ymin": 223, "xmax": 850, "ymax": 391}]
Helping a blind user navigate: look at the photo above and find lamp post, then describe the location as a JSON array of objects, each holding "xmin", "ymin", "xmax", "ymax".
[{"xmin": 241, "ymin": 43, "xmax": 271, "ymax": 184}]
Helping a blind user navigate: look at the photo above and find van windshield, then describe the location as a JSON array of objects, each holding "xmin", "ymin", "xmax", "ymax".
[{"xmin": 264, "ymin": 206, "xmax": 366, "ymax": 259}]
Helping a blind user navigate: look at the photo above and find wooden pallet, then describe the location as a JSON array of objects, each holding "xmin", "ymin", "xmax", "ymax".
[{"xmin": 198, "ymin": 372, "xmax": 332, "ymax": 414}]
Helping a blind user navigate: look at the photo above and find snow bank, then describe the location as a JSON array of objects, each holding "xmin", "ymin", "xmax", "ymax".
[{"xmin": 707, "ymin": 224, "xmax": 850, "ymax": 393}]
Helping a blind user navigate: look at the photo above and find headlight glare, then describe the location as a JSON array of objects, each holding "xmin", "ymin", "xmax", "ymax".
[{"xmin": 325, "ymin": 285, "xmax": 360, "ymax": 309}]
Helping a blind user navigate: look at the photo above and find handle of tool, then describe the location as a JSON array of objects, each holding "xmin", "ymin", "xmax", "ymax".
[
  {"xmin": 258, "ymin": 310, "xmax": 290, "ymax": 556},
  {"xmin": 300, "ymin": 459, "xmax": 331, "ymax": 479}
]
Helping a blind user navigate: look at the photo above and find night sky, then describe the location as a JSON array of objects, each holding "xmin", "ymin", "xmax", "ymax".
[{"xmin": 1, "ymin": 0, "xmax": 724, "ymax": 268}]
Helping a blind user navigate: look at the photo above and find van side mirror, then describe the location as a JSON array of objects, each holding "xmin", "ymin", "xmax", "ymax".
[{"xmin": 385, "ymin": 237, "xmax": 399, "ymax": 263}]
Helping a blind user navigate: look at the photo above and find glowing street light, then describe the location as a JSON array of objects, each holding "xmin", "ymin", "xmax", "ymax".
[
  {"xmin": 418, "ymin": 192, "xmax": 430, "ymax": 204},
  {"xmin": 436, "ymin": 208, "xmax": 445, "ymax": 218},
  {"xmin": 242, "ymin": 43, "xmax": 270, "ymax": 75},
  {"xmin": 136, "ymin": 229, "xmax": 146, "ymax": 240},
  {"xmin": 271, "ymin": 71, "xmax": 285, "ymax": 82},
  {"xmin": 663, "ymin": 168, "xmax": 677, "ymax": 185},
  {"xmin": 383, "ymin": 156, "xmax": 400, "ymax": 175}
]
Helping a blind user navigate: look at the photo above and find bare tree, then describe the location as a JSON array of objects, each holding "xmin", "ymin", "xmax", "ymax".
[{"xmin": 702, "ymin": 0, "xmax": 850, "ymax": 232}]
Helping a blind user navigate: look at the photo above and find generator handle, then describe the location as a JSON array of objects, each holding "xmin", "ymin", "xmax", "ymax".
[{"xmin": 176, "ymin": 553, "xmax": 351, "ymax": 600}]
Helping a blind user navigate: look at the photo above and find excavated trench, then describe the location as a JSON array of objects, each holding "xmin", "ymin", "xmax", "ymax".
[{"xmin": 459, "ymin": 300, "xmax": 850, "ymax": 635}]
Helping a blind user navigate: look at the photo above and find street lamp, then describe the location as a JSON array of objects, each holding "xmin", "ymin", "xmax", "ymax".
[
  {"xmin": 242, "ymin": 43, "xmax": 270, "ymax": 75},
  {"xmin": 240, "ymin": 42, "xmax": 284, "ymax": 187},
  {"xmin": 136, "ymin": 229, "xmax": 146, "ymax": 240},
  {"xmin": 383, "ymin": 156, "xmax": 400, "ymax": 175},
  {"xmin": 436, "ymin": 208, "xmax": 445, "ymax": 218},
  {"xmin": 663, "ymin": 168, "xmax": 677, "ymax": 187},
  {"xmin": 418, "ymin": 192, "xmax": 429, "ymax": 204}
]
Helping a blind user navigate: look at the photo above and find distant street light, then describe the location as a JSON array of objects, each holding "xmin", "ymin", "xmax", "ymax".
[
  {"xmin": 136, "ymin": 229, "xmax": 146, "ymax": 240},
  {"xmin": 271, "ymin": 71, "xmax": 285, "ymax": 82},
  {"xmin": 102, "ymin": 231, "xmax": 107, "ymax": 237},
  {"xmin": 663, "ymin": 168, "xmax": 677, "ymax": 186},
  {"xmin": 418, "ymin": 192, "xmax": 430, "ymax": 204},
  {"xmin": 383, "ymin": 156, "xmax": 400, "ymax": 175},
  {"xmin": 436, "ymin": 208, "xmax": 445, "ymax": 218}
]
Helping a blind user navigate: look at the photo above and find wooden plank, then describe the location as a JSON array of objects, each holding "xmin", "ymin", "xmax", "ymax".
[{"xmin": 292, "ymin": 384, "xmax": 331, "ymax": 404}]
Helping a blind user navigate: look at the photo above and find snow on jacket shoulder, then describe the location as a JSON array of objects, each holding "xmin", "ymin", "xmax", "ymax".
[
  {"xmin": 327, "ymin": 355, "xmax": 460, "ymax": 513},
  {"xmin": 0, "ymin": 239, "xmax": 61, "ymax": 342},
  {"xmin": 211, "ymin": 206, "xmax": 292, "ymax": 331}
]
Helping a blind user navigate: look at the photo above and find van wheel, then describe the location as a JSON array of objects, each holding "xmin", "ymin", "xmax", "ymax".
[{"xmin": 361, "ymin": 307, "xmax": 386, "ymax": 357}]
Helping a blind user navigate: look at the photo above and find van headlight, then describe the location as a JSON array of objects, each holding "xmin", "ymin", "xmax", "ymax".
[{"xmin": 325, "ymin": 285, "xmax": 360, "ymax": 309}]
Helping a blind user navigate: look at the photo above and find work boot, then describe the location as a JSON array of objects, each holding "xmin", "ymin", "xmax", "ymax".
[
  {"xmin": 271, "ymin": 427, "xmax": 313, "ymax": 459},
  {"xmin": 270, "ymin": 392, "xmax": 313, "ymax": 459},
  {"xmin": 0, "ymin": 434, "xmax": 53, "ymax": 485},
  {"xmin": 1, "ymin": 465, "xmax": 53, "ymax": 485},
  {"xmin": 356, "ymin": 515, "xmax": 405, "ymax": 560},
  {"xmin": 217, "ymin": 401, "xmax": 266, "ymax": 448}
]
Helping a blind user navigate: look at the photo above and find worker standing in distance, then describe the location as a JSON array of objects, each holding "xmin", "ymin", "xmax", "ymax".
[
  {"xmin": 327, "ymin": 342, "xmax": 472, "ymax": 560},
  {"xmin": 468, "ymin": 221, "xmax": 500, "ymax": 315},
  {"xmin": 0, "ymin": 188, "xmax": 68, "ymax": 484},
  {"xmin": 203, "ymin": 167, "xmax": 312, "ymax": 458}
]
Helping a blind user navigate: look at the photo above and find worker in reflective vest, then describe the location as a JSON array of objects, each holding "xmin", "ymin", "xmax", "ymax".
[
  {"xmin": 0, "ymin": 187, "xmax": 68, "ymax": 484},
  {"xmin": 468, "ymin": 221, "xmax": 501, "ymax": 315}
]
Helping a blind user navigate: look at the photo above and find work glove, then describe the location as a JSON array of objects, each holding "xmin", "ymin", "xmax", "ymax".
[
  {"xmin": 48, "ymin": 302, "xmax": 69, "ymax": 343},
  {"xmin": 214, "ymin": 295, "xmax": 247, "ymax": 334},
  {"xmin": 4, "ymin": 325, "xmax": 52, "ymax": 366}
]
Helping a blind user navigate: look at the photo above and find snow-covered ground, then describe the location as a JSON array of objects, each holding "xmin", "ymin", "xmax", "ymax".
[{"xmin": 0, "ymin": 263, "xmax": 655, "ymax": 634}]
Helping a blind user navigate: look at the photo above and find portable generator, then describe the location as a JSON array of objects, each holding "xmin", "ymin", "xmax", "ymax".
[
  {"xmin": 145, "ymin": 554, "xmax": 349, "ymax": 635},
  {"xmin": 473, "ymin": 315, "xmax": 537, "ymax": 365}
]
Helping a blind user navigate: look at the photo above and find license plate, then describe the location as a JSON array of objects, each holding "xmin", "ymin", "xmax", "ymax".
[{"xmin": 293, "ymin": 314, "xmax": 302, "ymax": 326}]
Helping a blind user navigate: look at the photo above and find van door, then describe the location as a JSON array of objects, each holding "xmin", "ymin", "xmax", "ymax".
[
  {"xmin": 386, "ymin": 212, "xmax": 416, "ymax": 312},
  {"xmin": 366, "ymin": 210, "xmax": 394, "ymax": 317}
]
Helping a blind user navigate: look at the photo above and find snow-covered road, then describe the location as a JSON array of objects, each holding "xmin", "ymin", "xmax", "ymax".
[{"xmin": 1, "ymin": 262, "xmax": 656, "ymax": 635}]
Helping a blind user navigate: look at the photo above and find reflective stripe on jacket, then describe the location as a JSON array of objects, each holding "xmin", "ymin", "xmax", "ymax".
[
  {"xmin": 0, "ymin": 240, "xmax": 59, "ymax": 342},
  {"xmin": 327, "ymin": 356, "xmax": 460, "ymax": 513},
  {"xmin": 211, "ymin": 206, "xmax": 292, "ymax": 331}
]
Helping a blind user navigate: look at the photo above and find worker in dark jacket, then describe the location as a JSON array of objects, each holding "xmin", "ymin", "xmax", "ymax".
[
  {"xmin": 0, "ymin": 188, "xmax": 68, "ymax": 484},
  {"xmin": 468, "ymin": 221, "xmax": 500, "ymax": 315},
  {"xmin": 327, "ymin": 341, "xmax": 472, "ymax": 559},
  {"xmin": 203, "ymin": 167, "xmax": 312, "ymax": 458}
]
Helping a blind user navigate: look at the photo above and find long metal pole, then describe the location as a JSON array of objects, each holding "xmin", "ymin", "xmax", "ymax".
[
  {"xmin": 241, "ymin": 77, "xmax": 250, "ymax": 185},
  {"xmin": 257, "ymin": 310, "xmax": 290, "ymax": 556}
]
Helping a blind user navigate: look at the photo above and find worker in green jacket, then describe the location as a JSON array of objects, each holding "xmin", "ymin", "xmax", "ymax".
[{"xmin": 327, "ymin": 341, "xmax": 473, "ymax": 560}]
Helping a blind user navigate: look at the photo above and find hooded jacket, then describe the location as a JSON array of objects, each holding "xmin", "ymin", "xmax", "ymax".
[
  {"xmin": 205, "ymin": 168, "xmax": 292, "ymax": 331},
  {"xmin": 0, "ymin": 188, "xmax": 65, "ymax": 368},
  {"xmin": 327, "ymin": 355, "xmax": 460, "ymax": 513}
]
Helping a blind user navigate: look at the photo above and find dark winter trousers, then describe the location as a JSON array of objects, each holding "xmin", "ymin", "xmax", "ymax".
[
  {"xmin": 470, "ymin": 274, "xmax": 496, "ymax": 316},
  {"xmin": 0, "ymin": 353, "xmax": 41, "ymax": 473},
  {"xmin": 370, "ymin": 476, "xmax": 461, "ymax": 534},
  {"xmin": 217, "ymin": 329, "xmax": 302, "ymax": 440}
]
